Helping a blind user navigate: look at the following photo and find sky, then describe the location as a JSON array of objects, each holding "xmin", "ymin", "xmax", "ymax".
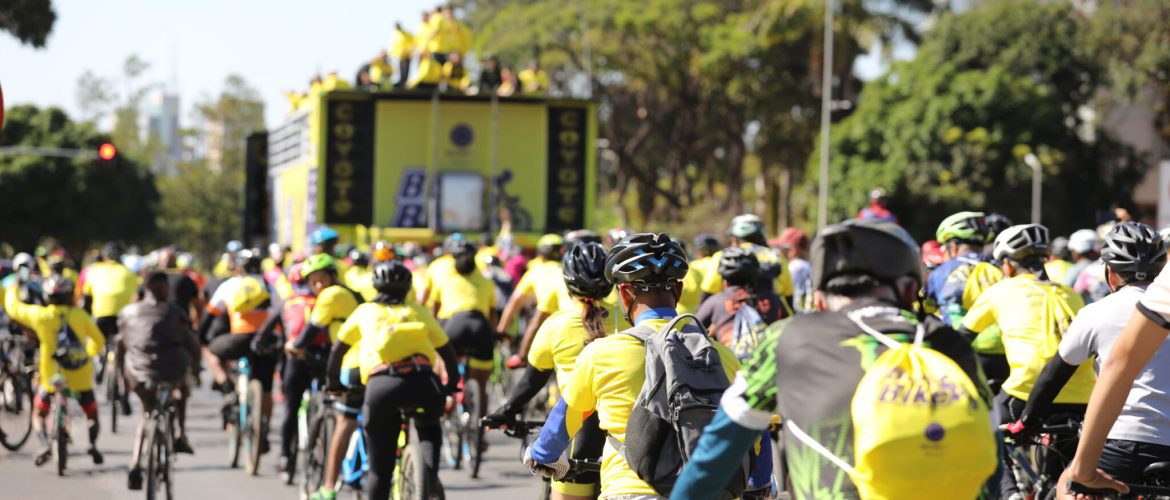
[
  {"xmin": 1, "ymin": 0, "xmax": 441, "ymax": 128},
  {"xmin": 1, "ymin": 0, "xmax": 913, "ymax": 130}
]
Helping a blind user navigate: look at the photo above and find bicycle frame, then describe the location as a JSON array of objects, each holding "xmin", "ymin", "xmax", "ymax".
[
  {"xmin": 236, "ymin": 358, "xmax": 252, "ymax": 432},
  {"xmin": 340, "ymin": 414, "xmax": 368, "ymax": 487}
]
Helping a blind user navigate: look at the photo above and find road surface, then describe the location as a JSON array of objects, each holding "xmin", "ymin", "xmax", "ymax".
[{"xmin": 0, "ymin": 380, "xmax": 542, "ymax": 499}]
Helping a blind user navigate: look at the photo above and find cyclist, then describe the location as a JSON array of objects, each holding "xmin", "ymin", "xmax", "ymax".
[
  {"xmin": 418, "ymin": 233, "xmax": 463, "ymax": 306},
  {"xmin": 154, "ymin": 247, "xmax": 202, "ymax": 324},
  {"xmin": 498, "ymin": 234, "xmax": 569, "ymax": 367},
  {"xmin": 1046, "ymin": 236, "xmax": 1073, "ymax": 284},
  {"xmin": 82, "ymin": 242, "xmax": 138, "ymax": 413},
  {"xmin": 672, "ymin": 219, "xmax": 990, "ymax": 499},
  {"xmin": 429, "ymin": 240, "xmax": 497, "ymax": 416},
  {"xmin": 923, "ymin": 211, "xmax": 995, "ymax": 326},
  {"xmin": 524, "ymin": 232, "xmax": 742, "ymax": 499},
  {"xmin": 344, "ymin": 248, "xmax": 376, "ymax": 301},
  {"xmin": 201, "ymin": 248, "xmax": 278, "ymax": 452},
  {"xmin": 774, "ymin": 227, "xmax": 813, "ymax": 314},
  {"xmin": 311, "ymin": 226, "xmax": 350, "ymax": 278},
  {"xmin": 856, "ymin": 187, "xmax": 897, "ymax": 223},
  {"xmin": 699, "ymin": 214, "xmax": 794, "ymax": 317},
  {"xmin": 959, "ymin": 224, "xmax": 1094, "ymax": 498},
  {"xmin": 3, "ymin": 252, "xmax": 44, "ymax": 306},
  {"xmin": 285, "ymin": 254, "xmax": 363, "ymax": 499},
  {"xmin": 1015, "ymin": 222, "xmax": 1168, "ymax": 485},
  {"xmin": 1064, "ymin": 229, "xmax": 1102, "ymax": 286},
  {"xmin": 327, "ymin": 260, "xmax": 461, "ymax": 500},
  {"xmin": 695, "ymin": 247, "xmax": 782, "ymax": 347},
  {"xmin": 121, "ymin": 271, "xmax": 201, "ymax": 490},
  {"xmin": 485, "ymin": 241, "xmax": 612, "ymax": 500},
  {"xmin": 678, "ymin": 235, "xmax": 717, "ymax": 315},
  {"xmin": 5, "ymin": 275, "xmax": 106, "ymax": 467}
]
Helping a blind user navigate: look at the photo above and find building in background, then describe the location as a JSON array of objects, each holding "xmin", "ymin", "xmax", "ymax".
[{"xmin": 145, "ymin": 89, "xmax": 182, "ymax": 174}]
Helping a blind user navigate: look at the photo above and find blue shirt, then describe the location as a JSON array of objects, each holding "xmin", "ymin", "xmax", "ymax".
[{"xmin": 924, "ymin": 252, "xmax": 986, "ymax": 327}]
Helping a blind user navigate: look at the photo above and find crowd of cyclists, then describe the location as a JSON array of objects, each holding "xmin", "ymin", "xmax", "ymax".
[{"xmin": 7, "ymin": 202, "xmax": 1170, "ymax": 499}]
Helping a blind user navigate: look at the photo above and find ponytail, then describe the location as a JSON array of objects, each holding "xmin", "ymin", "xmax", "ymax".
[{"xmin": 580, "ymin": 298, "xmax": 608, "ymax": 344}]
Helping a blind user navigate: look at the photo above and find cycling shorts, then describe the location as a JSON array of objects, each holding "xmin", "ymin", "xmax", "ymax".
[
  {"xmin": 335, "ymin": 367, "xmax": 364, "ymax": 417},
  {"xmin": 208, "ymin": 333, "xmax": 277, "ymax": 393},
  {"xmin": 95, "ymin": 316, "xmax": 118, "ymax": 341},
  {"xmin": 441, "ymin": 310, "xmax": 493, "ymax": 367},
  {"xmin": 35, "ymin": 387, "xmax": 97, "ymax": 416}
]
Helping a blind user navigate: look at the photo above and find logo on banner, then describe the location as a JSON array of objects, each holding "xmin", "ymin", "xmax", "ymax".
[
  {"xmin": 450, "ymin": 123, "xmax": 473, "ymax": 148},
  {"xmin": 546, "ymin": 107, "xmax": 587, "ymax": 232},
  {"xmin": 392, "ymin": 168, "xmax": 427, "ymax": 228}
]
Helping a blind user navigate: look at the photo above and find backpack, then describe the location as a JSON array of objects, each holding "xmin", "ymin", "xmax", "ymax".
[
  {"xmin": 786, "ymin": 314, "xmax": 997, "ymax": 500},
  {"xmin": 227, "ymin": 276, "xmax": 270, "ymax": 314},
  {"xmin": 730, "ymin": 299, "xmax": 768, "ymax": 362},
  {"xmin": 609, "ymin": 314, "xmax": 750, "ymax": 498},
  {"xmin": 53, "ymin": 312, "xmax": 90, "ymax": 370}
]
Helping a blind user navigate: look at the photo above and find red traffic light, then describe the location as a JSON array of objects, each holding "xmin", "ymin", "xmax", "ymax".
[{"xmin": 98, "ymin": 143, "xmax": 117, "ymax": 161}]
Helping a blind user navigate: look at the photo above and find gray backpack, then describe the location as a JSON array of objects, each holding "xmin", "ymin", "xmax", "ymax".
[{"xmin": 609, "ymin": 314, "xmax": 750, "ymax": 498}]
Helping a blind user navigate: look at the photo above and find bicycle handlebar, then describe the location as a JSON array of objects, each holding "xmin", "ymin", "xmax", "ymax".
[{"xmin": 1067, "ymin": 480, "xmax": 1170, "ymax": 497}]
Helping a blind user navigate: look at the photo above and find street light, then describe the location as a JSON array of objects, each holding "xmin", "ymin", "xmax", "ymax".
[
  {"xmin": 1024, "ymin": 153, "xmax": 1042, "ymax": 224},
  {"xmin": 817, "ymin": 0, "xmax": 835, "ymax": 230}
]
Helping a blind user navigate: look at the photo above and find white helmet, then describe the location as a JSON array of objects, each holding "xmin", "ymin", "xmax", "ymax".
[
  {"xmin": 1160, "ymin": 227, "xmax": 1170, "ymax": 247},
  {"xmin": 13, "ymin": 252, "xmax": 35, "ymax": 270},
  {"xmin": 1068, "ymin": 228, "xmax": 1101, "ymax": 254},
  {"xmin": 993, "ymin": 224, "xmax": 1051, "ymax": 262}
]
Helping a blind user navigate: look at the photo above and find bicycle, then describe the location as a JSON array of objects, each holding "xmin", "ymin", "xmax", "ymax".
[
  {"xmin": 225, "ymin": 357, "xmax": 266, "ymax": 475},
  {"xmin": 301, "ymin": 388, "xmax": 337, "ymax": 498},
  {"xmin": 394, "ymin": 406, "xmax": 446, "ymax": 500},
  {"xmin": 481, "ymin": 417, "xmax": 601, "ymax": 499},
  {"xmin": 48, "ymin": 376, "xmax": 78, "ymax": 476},
  {"xmin": 1002, "ymin": 414, "xmax": 1083, "ymax": 500},
  {"xmin": 287, "ymin": 351, "xmax": 329, "ymax": 486},
  {"xmin": 0, "ymin": 331, "xmax": 34, "ymax": 450},
  {"xmin": 142, "ymin": 381, "xmax": 178, "ymax": 500},
  {"xmin": 440, "ymin": 363, "xmax": 486, "ymax": 478},
  {"xmin": 103, "ymin": 344, "xmax": 127, "ymax": 434}
]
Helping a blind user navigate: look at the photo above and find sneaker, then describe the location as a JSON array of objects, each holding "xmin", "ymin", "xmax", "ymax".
[
  {"xmin": 309, "ymin": 487, "xmax": 337, "ymax": 500},
  {"xmin": 173, "ymin": 435, "xmax": 195, "ymax": 455},
  {"xmin": 127, "ymin": 467, "xmax": 143, "ymax": 490},
  {"xmin": 88, "ymin": 447, "xmax": 104, "ymax": 465},
  {"xmin": 120, "ymin": 396, "xmax": 132, "ymax": 416},
  {"xmin": 33, "ymin": 449, "xmax": 51, "ymax": 467},
  {"xmin": 259, "ymin": 436, "xmax": 271, "ymax": 455}
]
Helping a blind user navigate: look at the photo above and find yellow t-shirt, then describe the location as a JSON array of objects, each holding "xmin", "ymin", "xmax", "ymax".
[
  {"xmin": 528, "ymin": 308, "xmax": 592, "ymax": 388},
  {"xmin": 337, "ymin": 302, "xmax": 449, "ymax": 384},
  {"xmin": 530, "ymin": 261, "xmax": 572, "ymax": 314},
  {"xmin": 700, "ymin": 243, "xmax": 794, "ymax": 298},
  {"xmin": 311, "ymin": 285, "xmax": 362, "ymax": 369},
  {"xmin": 432, "ymin": 270, "xmax": 496, "ymax": 320},
  {"xmin": 5, "ymin": 287, "xmax": 104, "ymax": 393},
  {"xmin": 82, "ymin": 261, "xmax": 139, "ymax": 318},
  {"xmin": 409, "ymin": 56, "xmax": 443, "ymax": 87},
  {"xmin": 961, "ymin": 274, "xmax": 1095, "ymax": 402},
  {"xmin": 423, "ymin": 255, "xmax": 456, "ymax": 306},
  {"xmin": 344, "ymin": 266, "xmax": 377, "ymax": 302},
  {"xmin": 518, "ymin": 68, "xmax": 550, "ymax": 95},
  {"xmin": 677, "ymin": 264, "xmax": 704, "ymax": 314},
  {"xmin": 389, "ymin": 29, "xmax": 415, "ymax": 60},
  {"xmin": 562, "ymin": 317, "xmax": 740, "ymax": 497}
]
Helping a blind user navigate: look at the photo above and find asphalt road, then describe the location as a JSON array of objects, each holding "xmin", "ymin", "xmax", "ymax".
[{"xmin": 0, "ymin": 380, "xmax": 542, "ymax": 500}]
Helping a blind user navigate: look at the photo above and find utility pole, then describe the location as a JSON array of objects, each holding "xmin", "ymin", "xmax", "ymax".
[{"xmin": 817, "ymin": 0, "xmax": 835, "ymax": 230}]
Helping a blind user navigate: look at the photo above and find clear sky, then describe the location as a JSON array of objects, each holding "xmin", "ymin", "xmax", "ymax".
[{"xmin": 1, "ymin": 0, "xmax": 441, "ymax": 128}]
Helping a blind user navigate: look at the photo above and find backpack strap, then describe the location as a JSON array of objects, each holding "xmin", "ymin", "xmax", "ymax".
[
  {"xmin": 785, "ymin": 420, "xmax": 858, "ymax": 477},
  {"xmin": 844, "ymin": 310, "xmax": 926, "ymax": 348}
]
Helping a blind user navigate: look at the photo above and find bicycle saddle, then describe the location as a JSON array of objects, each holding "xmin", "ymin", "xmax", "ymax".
[{"xmin": 1144, "ymin": 461, "xmax": 1170, "ymax": 478}]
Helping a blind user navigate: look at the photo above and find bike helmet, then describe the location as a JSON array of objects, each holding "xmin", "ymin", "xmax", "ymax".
[
  {"xmin": 563, "ymin": 241, "xmax": 612, "ymax": 300},
  {"xmin": 442, "ymin": 232, "xmax": 466, "ymax": 254},
  {"xmin": 728, "ymin": 214, "xmax": 766, "ymax": 239},
  {"xmin": 992, "ymin": 224, "xmax": 1050, "ymax": 263},
  {"xmin": 605, "ymin": 233, "xmax": 689, "ymax": 291},
  {"xmin": 302, "ymin": 253, "xmax": 336, "ymax": 277},
  {"xmin": 42, "ymin": 275, "xmax": 74, "ymax": 299},
  {"xmin": 693, "ymin": 234, "xmax": 721, "ymax": 256},
  {"xmin": 176, "ymin": 252, "xmax": 195, "ymax": 270},
  {"xmin": 1068, "ymin": 229, "xmax": 1101, "ymax": 255},
  {"xmin": 717, "ymin": 246, "xmax": 761, "ymax": 285},
  {"xmin": 372, "ymin": 260, "xmax": 413, "ymax": 297},
  {"xmin": 101, "ymin": 242, "xmax": 123, "ymax": 261},
  {"xmin": 235, "ymin": 248, "xmax": 263, "ymax": 273},
  {"xmin": 13, "ymin": 252, "xmax": 35, "ymax": 270},
  {"xmin": 983, "ymin": 214, "xmax": 1014, "ymax": 242},
  {"xmin": 1102, "ymin": 222, "xmax": 1167, "ymax": 283},
  {"xmin": 936, "ymin": 211, "xmax": 989, "ymax": 244},
  {"xmin": 605, "ymin": 228, "xmax": 631, "ymax": 247},
  {"xmin": 348, "ymin": 248, "xmax": 370, "ymax": 267},
  {"xmin": 811, "ymin": 219, "xmax": 923, "ymax": 290},
  {"xmin": 536, "ymin": 234, "xmax": 565, "ymax": 260},
  {"xmin": 310, "ymin": 227, "xmax": 340, "ymax": 246},
  {"xmin": 565, "ymin": 229, "xmax": 602, "ymax": 249},
  {"xmin": 225, "ymin": 240, "xmax": 244, "ymax": 253},
  {"xmin": 1051, "ymin": 236, "xmax": 1071, "ymax": 261},
  {"xmin": 371, "ymin": 241, "xmax": 394, "ymax": 262}
]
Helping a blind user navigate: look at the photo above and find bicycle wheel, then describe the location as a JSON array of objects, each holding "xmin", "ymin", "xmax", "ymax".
[
  {"xmin": 146, "ymin": 418, "xmax": 161, "ymax": 500},
  {"xmin": 302, "ymin": 407, "xmax": 334, "ymax": 497},
  {"xmin": 0, "ymin": 371, "xmax": 33, "ymax": 450},
  {"xmin": 245, "ymin": 379, "xmax": 264, "ymax": 475},
  {"xmin": 463, "ymin": 380, "xmax": 485, "ymax": 479},
  {"xmin": 162, "ymin": 411, "xmax": 175, "ymax": 500},
  {"xmin": 106, "ymin": 352, "xmax": 121, "ymax": 434},
  {"xmin": 441, "ymin": 411, "xmax": 463, "ymax": 470},
  {"xmin": 227, "ymin": 414, "xmax": 242, "ymax": 469},
  {"xmin": 399, "ymin": 425, "xmax": 431, "ymax": 500},
  {"xmin": 55, "ymin": 401, "xmax": 68, "ymax": 476}
]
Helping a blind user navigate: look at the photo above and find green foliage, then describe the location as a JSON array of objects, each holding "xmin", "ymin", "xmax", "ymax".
[
  {"xmin": 1088, "ymin": 0, "xmax": 1170, "ymax": 142},
  {"xmin": 0, "ymin": 105, "xmax": 159, "ymax": 252},
  {"xmin": 812, "ymin": 0, "xmax": 1145, "ymax": 239},
  {"xmin": 0, "ymin": 0, "xmax": 56, "ymax": 48}
]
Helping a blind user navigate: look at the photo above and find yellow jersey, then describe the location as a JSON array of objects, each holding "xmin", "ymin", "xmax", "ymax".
[
  {"xmin": 311, "ymin": 285, "xmax": 362, "ymax": 369},
  {"xmin": 344, "ymin": 266, "xmax": 377, "ymax": 302},
  {"xmin": 5, "ymin": 287, "xmax": 104, "ymax": 393},
  {"xmin": 528, "ymin": 308, "xmax": 592, "ymax": 388},
  {"xmin": 562, "ymin": 317, "xmax": 740, "ymax": 497},
  {"xmin": 678, "ymin": 264, "xmax": 704, "ymax": 314},
  {"xmin": 82, "ymin": 261, "xmax": 139, "ymax": 318},
  {"xmin": 337, "ymin": 302, "xmax": 449, "ymax": 384},
  {"xmin": 431, "ymin": 269, "xmax": 496, "ymax": 320},
  {"xmin": 962, "ymin": 274, "xmax": 1095, "ymax": 402}
]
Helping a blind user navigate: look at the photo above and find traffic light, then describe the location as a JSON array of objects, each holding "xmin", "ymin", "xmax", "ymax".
[{"xmin": 98, "ymin": 142, "xmax": 117, "ymax": 161}]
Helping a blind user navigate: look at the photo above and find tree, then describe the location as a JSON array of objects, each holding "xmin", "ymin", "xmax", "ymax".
[
  {"xmin": 75, "ymin": 55, "xmax": 158, "ymax": 163},
  {"xmin": 1088, "ymin": 0, "xmax": 1170, "ymax": 143},
  {"xmin": 0, "ymin": 0, "xmax": 56, "ymax": 48},
  {"xmin": 0, "ymin": 105, "xmax": 159, "ymax": 252},
  {"xmin": 812, "ymin": 0, "xmax": 1145, "ymax": 239}
]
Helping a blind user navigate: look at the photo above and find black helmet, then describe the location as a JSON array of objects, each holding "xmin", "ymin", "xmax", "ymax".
[
  {"xmin": 348, "ymin": 248, "xmax": 370, "ymax": 267},
  {"xmin": 372, "ymin": 260, "xmax": 413, "ymax": 297},
  {"xmin": 717, "ymin": 246, "xmax": 760, "ymax": 285},
  {"xmin": 1102, "ymin": 222, "xmax": 1167, "ymax": 283},
  {"xmin": 235, "ymin": 248, "xmax": 263, "ymax": 273},
  {"xmin": 42, "ymin": 275, "xmax": 75, "ymax": 300},
  {"xmin": 101, "ymin": 242, "xmax": 123, "ymax": 261},
  {"xmin": 984, "ymin": 214, "xmax": 1014, "ymax": 242},
  {"xmin": 811, "ymin": 219, "xmax": 923, "ymax": 290},
  {"xmin": 605, "ymin": 233, "xmax": 689, "ymax": 291},
  {"xmin": 450, "ymin": 240, "xmax": 477, "ymax": 258},
  {"xmin": 563, "ymin": 242, "xmax": 612, "ymax": 300},
  {"xmin": 693, "ymin": 234, "xmax": 721, "ymax": 256}
]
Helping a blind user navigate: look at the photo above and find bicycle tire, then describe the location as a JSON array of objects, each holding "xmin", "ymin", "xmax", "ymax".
[
  {"xmin": 55, "ymin": 400, "xmax": 67, "ymax": 476},
  {"xmin": 442, "ymin": 411, "xmax": 463, "ymax": 470},
  {"xmin": 147, "ymin": 417, "xmax": 160, "ymax": 500},
  {"xmin": 302, "ymin": 405, "xmax": 333, "ymax": 497},
  {"xmin": 400, "ymin": 425, "xmax": 431, "ymax": 500},
  {"xmin": 163, "ymin": 410, "xmax": 175, "ymax": 500},
  {"xmin": 245, "ymin": 379, "xmax": 264, "ymax": 475},
  {"xmin": 464, "ymin": 379, "xmax": 484, "ymax": 479},
  {"xmin": 106, "ymin": 355, "xmax": 119, "ymax": 434},
  {"xmin": 228, "ymin": 420, "xmax": 242, "ymax": 469},
  {"xmin": 0, "ymin": 372, "xmax": 33, "ymax": 450}
]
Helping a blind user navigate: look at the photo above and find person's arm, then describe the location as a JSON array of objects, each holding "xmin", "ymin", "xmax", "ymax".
[
  {"xmin": 76, "ymin": 311, "xmax": 105, "ymax": 358},
  {"xmin": 488, "ymin": 365, "xmax": 553, "ymax": 420},
  {"xmin": 496, "ymin": 290, "xmax": 524, "ymax": 335},
  {"xmin": 1062, "ymin": 307, "xmax": 1167, "ymax": 495},
  {"xmin": 517, "ymin": 309, "xmax": 550, "ymax": 359},
  {"xmin": 1019, "ymin": 355, "xmax": 1079, "ymax": 428},
  {"xmin": 253, "ymin": 304, "xmax": 284, "ymax": 352},
  {"xmin": 527, "ymin": 349, "xmax": 596, "ymax": 467},
  {"xmin": 436, "ymin": 342, "xmax": 460, "ymax": 392},
  {"xmin": 293, "ymin": 321, "xmax": 326, "ymax": 350},
  {"xmin": 325, "ymin": 341, "xmax": 350, "ymax": 392}
]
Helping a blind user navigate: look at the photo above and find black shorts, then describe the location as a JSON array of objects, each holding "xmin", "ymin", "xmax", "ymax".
[
  {"xmin": 441, "ymin": 311, "xmax": 493, "ymax": 363},
  {"xmin": 336, "ymin": 367, "xmax": 364, "ymax": 418},
  {"xmin": 208, "ymin": 334, "xmax": 277, "ymax": 393},
  {"xmin": 95, "ymin": 316, "xmax": 118, "ymax": 342}
]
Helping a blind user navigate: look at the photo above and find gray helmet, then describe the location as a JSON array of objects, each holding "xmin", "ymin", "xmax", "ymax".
[
  {"xmin": 1102, "ymin": 222, "xmax": 1167, "ymax": 283},
  {"xmin": 605, "ymin": 233, "xmax": 689, "ymax": 291},
  {"xmin": 811, "ymin": 219, "xmax": 923, "ymax": 290}
]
